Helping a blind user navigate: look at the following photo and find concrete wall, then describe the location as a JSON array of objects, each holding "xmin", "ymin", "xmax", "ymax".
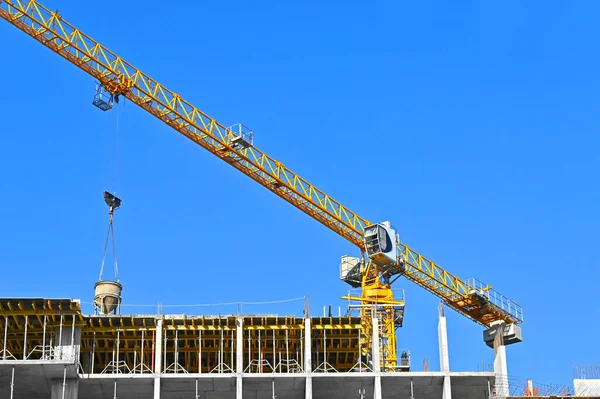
[{"xmin": 574, "ymin": 379, "xmax": 600, "ymax": 397}]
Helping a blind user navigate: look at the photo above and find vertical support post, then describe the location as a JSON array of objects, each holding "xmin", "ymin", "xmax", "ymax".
[
  {"xmin": 154, "ymin": 319, "xmax": 163, "ymax": 399},
  {"xmin": 236, "ymin": 317, "xmax": 243, "ymax": 399},
  {"xmin": 438, "ymin": 305, "xmax": 452, "ymax": 399},
  {"xmin": 71, "ymin": 314, "xmax": 76, "ymax": 362},
  {"xmin": 285, "ymin": 329, "xmax": 289, "ymax": 373},
  {"xmin": 62, "ymin": 365, "xmax": 67, "ymax": 399},
  {"xmin": 10, "ymin": 367, "xmax": 15, "ymax": 399},
  {"xmin": 247, "ymin": 329, "xmax": 251, "ymax": 372},
  {"xmin": 358, "ymin": 328, "xmax": 362, "ymax": 372},
  {"xmin": 116, "ymin": 330, "xmax": 120, "ymax": 372},
  {"xmin": 492, "ymin": 322, "xmax": 509, "ymax": 399},
  {"xmin": 323, "ymin": 329, "xmax": 327, "ymax": 372},
  {"xmin": 174, "ymin": 330, "xmax": 179, "ymax": 374},
  {"xmin": 300, "ymin": 327, "xmax": 303, "ymax": 371},
  {"xmin": 304, "ymin": 318, "xmax": 312, "ymax": 399},
  {"xmin": 141, "ymin": 329, "xmax": 145, "ymax": 373},
  {"xmin": 23, "ymin": 315, "xmax": 28, "ymax": 360},
  {"xmin": 113, "ymin": 380, "xmax": 118, "ymax": 399},
  {"xmin": 163, "ymin": 333, "xmax": 167, "ymax": 373},
  {"xmin": 372, "ymin": 316, "xmax": 382, "ymax": 399},
  {"xmin": 42, "ymin": 314, "xmax": 47, "ymax": 360},
  {"xmin": 272, "ymin": 329, "xmax": 276, "ymax": 372},
  {"xmin": 220, "ymin": 328, "xmax": 224, "ymax": 373},
  {"xmin": 258, "ymin": 330, "xmax": 262, "ymax": 373},
  {"xmin": 231, "ymin": 330, "xmax": 234, "ymax": 371},
  {"xmin": 58, "ymin": 314, "xmax": 63, "ymax": 359},
  {"xmin": 199, "ymin": 329, "xmax": 202, "ymax": 373},
  {"xmin": 2, "ymin": 316, "xmax": 7, "ymax": 360},
  {"xmin": 111, "ymin": 345, "xmax": 116, "ymax": 374},
  {"xmin": 91, "ymin": 333, "xmax": 96, "ymax": 374},
  {"xmin": 494, "ymin": 344, "xmax": 509, "ymax": 398}
]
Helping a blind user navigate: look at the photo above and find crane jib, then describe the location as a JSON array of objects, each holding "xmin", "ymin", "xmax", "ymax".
[{"xmin": 0, "ymin": 0, "xmax": 523, "ymax": 330}]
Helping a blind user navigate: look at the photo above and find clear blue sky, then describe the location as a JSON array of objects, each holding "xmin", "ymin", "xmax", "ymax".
[{"xmin": 1, "ymin": 0, "xmax": 598, "ymax": 389}]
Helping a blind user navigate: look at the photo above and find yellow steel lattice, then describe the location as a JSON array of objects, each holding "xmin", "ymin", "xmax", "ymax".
[{"xmin": 0, "ymin": 0, "xmax": 522, "ymax": 327}]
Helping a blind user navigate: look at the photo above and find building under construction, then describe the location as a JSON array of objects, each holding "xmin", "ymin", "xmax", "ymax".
[
  {"xmin": 0, "ymin": 297, "xmax": 502, "ymax": 399},
  {"xmin": 2, "ymin": 1, "xmax": 596, "ymax": 398}
]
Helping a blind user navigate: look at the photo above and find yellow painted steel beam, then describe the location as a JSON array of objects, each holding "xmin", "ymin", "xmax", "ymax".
[
  {"xmin": 341, "ymin": 295, "xmax": 405, "ymax": 306},
  {"xmin": 0, "ymin": 0, "xmax": 522, "ymax": 328}
]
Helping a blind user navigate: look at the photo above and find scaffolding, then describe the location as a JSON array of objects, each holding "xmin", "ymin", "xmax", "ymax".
[{"xmin": 0, "ymin": 298, "xmax": 373, "ymax": 375}]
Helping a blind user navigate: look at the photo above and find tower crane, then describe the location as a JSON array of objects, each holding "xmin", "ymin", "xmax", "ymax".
[{"xmin": 0, "ymin": 0, "xmax": 523, "ymax": 370}]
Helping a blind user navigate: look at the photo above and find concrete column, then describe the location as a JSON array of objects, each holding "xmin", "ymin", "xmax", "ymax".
[
  {"xmin": 54, "ymin": 315, "xmax": 81, "ymax": 363},
  {"xmin": 491, "ymin": 322, "xmax": 509, "ymax": 398},
  {"xmin": 438, "ymin": 305, "xmax": 452, "ymax": 399},
  {"xmin": 372, "ymin": 316, "xmax": 382, "ymax": 399},
  {"xmin": 154, "ymin": 319, "xmax": 163, "ymax": 399},
  {"xmin": 50, "ymin": 379, "xmax": 79, "ymax": 399},
  {"xmin": 236, "ymin": 317, "xmax": 243, "ymax": 399},
  {"xmin": 494, "ymin": 344, "xmax": 509, "ymax": 398},
  {"xmin": 304, "ymin": 318, "xmax": 312, "ymax": 399},
  {"xmin": 50, "ymin": 368, "xmax": 78, "ymax": 399}
]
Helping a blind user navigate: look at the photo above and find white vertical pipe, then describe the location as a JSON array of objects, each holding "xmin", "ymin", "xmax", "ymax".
[
  {"xmin": 236, "ymin": 318, "xmax": 243, "ymax": 399},
  {"xmin": 231, "ymin": 330, "xmax": 234, "ymax": 370},
  {"xmin": 272, "ymin": 330, "xmax": 275, "ymax": 372},
  {"xmin": 373, "ymin": 317, "xmax": 382, "ymax": 399},
  {"xmin": 247, "ymin": 329, "xmax": 251, "ymax": 371},
  {"xmin": 358, "ymin": 328, "xmax": 362, "ymax": 372},
  {"xmin": 42, "ymin": 314, "xmax": 47, "ymax": 360},
  {"xmin": 236, "ymin": 319, "xmax": 243, "ymax": 374},
  {"xmin": 71, "ymin": 314, "xmax": 76, "ymax": 361},
  {"xmin": 141, "ymin": 329, "xmax": 145, "ymax": 372},
  {"xmin": 116, "ymin": 330, "xmax": 121, "ymax": 372},
  {"xmin": 61, "ymin": 365, "xmax": 67, "ymax": 399},
  {"xmin": 258, "ymin": 330, "xmax": 262, "ymax": 373},
  {"xmin": 111, "ymin": 347, "xmax": 116, "ymax": 374},
  {"xmin": 3, "ymin": 316, "xmax": 8, "ymax": 360},
  {"xmin": 285, "ymin": 329, "xmax": 289, "ymax": 373},
  {"xmin": 175, "ymin": 329, "xmax": 179, "ymax": 374},
  {"xmin": 300, "ymin": 327, "xmax": 303, "ymax": 371},
  {"xmin": 153, "ymin": 319, "xmax": 163, "ymax": 399},
  {"xmin": 58, "ymin": 314, "xmax": 63, "ymax": 346},
  {"xmin": 163, "ymin": 333, "xmax": 167, "ymax": 372},
  {"xmin": 304, "ymin": 318, "xmax": 312, "ymax": 399},
  {"xmin": 23, "ymin": 315, "xmax": 28, "ymax": 360},
  {"xmin": 323, "ymin": 329, "xmax": 327, "ymax": 372},
  {"xmin": 58, "ymin": 314, "xmax": 63, "ymax": 360},
  {"xmin": 220, "ymin": 328, "xmax": 224, "ymax": 373},
  {"xmin": 91, "ymin": 332, "xmax": 96, "ymax": 374},
  {"xmin": 199, "ymin": 329, "xmax": 202, "ymax": 374},
  {"xmin": 10, "ymin": 367, "xmax": 15, "ymax": 399}
]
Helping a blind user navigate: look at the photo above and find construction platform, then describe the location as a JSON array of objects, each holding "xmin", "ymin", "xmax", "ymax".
[{"xmin": 0, "ymin": 298, "xmax": 498, "ymax": 399}]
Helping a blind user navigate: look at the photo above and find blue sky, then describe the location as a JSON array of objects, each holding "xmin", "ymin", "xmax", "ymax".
[{"xmin": 1, "ymin": 0, "xmax": 598, "ymax": 389}]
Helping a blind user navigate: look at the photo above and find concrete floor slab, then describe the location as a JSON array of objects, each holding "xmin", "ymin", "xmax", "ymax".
[
  {"xmin": 0, "ymin": 362, "xmax": 496, "ymax": 399},
  {"xmin": 0, "ymin": 361, "xmax": 79, "ymax": 398}
]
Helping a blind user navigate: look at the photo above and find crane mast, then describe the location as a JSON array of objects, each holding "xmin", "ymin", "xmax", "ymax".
[{"xmin": 0, "ymin": 0, "xmax": 523, "ymax": 370}]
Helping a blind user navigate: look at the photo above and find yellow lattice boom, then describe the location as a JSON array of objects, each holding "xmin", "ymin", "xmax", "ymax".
[{"xmin": 0, "ymin": 0, "xmax": 522, "ymax": 348}]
